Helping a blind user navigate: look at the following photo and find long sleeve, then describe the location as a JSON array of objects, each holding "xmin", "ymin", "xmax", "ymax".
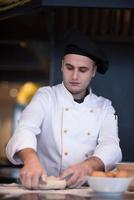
[
  {"xmin": 6, "ymin": 88, "xmax": 48, "ymax": 165},
  {"xmin": 93, "ymin": 101, "xmax": 122, "ymax": 171}
]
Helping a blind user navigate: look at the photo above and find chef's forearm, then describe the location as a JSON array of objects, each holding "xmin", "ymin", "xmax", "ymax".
[
  {"xmin": 16, "ymin": 148, "xmax": 40, "ymax": 165},
  {"xmin": 83, "ymin": 156, "xmax": 105, "ymax": 175}
]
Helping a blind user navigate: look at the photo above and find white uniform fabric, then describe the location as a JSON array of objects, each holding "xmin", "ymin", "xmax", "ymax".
[{"xmin": 6, "ymin": 83, "xmax": 122, "ymax": 176}]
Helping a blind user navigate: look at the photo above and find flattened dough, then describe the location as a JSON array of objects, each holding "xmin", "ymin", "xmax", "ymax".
[{"xmin": 39, "ymin": 176, "xmax": 66, "ymax": 190}]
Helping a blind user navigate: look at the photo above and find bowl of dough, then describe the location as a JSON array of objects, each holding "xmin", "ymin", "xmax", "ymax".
[{"xmin": 87, "ymin": 170, "xmax": 133, "ymax": 195}]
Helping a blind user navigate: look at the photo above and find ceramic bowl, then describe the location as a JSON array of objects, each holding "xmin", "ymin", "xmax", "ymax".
[
  {"xmin": 87, "ymin": 176, "xmax": 133, "ymax": 195},
  {"xmin": 116, "ymin": 162, "xmax": 134, "ymax": 190}
]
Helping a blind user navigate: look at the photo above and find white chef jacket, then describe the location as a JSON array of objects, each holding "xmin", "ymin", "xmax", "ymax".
[{"xmin": 6, "ymin": 83, "xmax": 122, "ymax": 176}]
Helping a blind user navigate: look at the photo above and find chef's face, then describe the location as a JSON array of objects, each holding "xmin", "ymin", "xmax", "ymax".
[{"xmin": 61, "ymin": 54, "xmax": 97, "ymax": 99}]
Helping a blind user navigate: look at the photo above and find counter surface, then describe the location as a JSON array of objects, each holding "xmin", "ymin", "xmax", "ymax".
[{"xmin": 0, "ymin": 183, "xmax": 134, "ymax": 200}]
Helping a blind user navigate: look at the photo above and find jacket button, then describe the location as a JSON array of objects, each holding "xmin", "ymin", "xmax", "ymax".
[
  {"xmin": 64, "ymin": 152, "xmax": 68, "ymax": 156},
  {"xmin": 87, "ymin": 132, "xmax": 90, "ymax": 136},
  {"xmin": 64, "ymin": 130, "xmax": 68, "ymax": 133},
  {"xmin": 65, "ymin": 108, "xmax": 69, "ymax": 111},
  {"xmin": 90, "ymin": 109, "xmax": 93, "ymax": 112}
]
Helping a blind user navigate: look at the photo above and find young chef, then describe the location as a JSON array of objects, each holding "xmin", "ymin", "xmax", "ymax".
[{"xmin": 6, "ymin": 30, "xmax": 122, "ymax": 189}]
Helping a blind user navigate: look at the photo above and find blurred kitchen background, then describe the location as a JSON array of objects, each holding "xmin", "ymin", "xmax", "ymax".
[{"xmin": 0, "ymin": 0, "xmax": 134, "ymax": 173}]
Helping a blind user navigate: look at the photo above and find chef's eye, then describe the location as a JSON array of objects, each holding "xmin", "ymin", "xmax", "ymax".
[
  {"xmin": 66, "ymin": 64, "xmax": 74, "ymax": 70},
  {"xmin": 79, "ymin": 67, "xmax": 88, "ymax": 72}
]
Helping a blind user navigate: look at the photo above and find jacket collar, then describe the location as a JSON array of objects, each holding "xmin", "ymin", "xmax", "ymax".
[{"xmin": 56, "ymin": 82, "xmax": 93, "ymax": 107}]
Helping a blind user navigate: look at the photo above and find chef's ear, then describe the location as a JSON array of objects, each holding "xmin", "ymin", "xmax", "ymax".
[{"xmin": 92, "ymin": 64, "xmax": 97, "ymax": 78}]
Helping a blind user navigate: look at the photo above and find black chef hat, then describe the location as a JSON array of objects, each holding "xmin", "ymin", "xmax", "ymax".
[{"xmin": 63, "ymin": 29, "xmax": 109, "ymax": 74}]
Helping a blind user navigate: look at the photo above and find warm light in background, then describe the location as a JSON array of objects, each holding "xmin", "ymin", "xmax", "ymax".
[{"xmin": 0, "ymin": 81, "xmax": 41, "ymax": 164}]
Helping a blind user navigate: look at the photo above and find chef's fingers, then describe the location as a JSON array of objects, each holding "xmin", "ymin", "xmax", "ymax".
[
  {"xmin": 60, "ymin": 172, "xmax": 74, "ymax": 181},
  {"xmin": 68, "ymin": 176, "xmax": 87, "ymax": 188},
  {"xmin": 66, "ymin": 173, "xmax": 79, "ymax": 186},
  {"xmin": 68, "ymin": 179, "xmax": 84, "ymax": 189},
  {"xmin": 20, "ymin": 172, "xmax": 46, "ymax": 189},
  {"xmin": 31, "ymin": 172, "xmax": 47, "ymax": 189},
  {"xmin": 67, "ymin": 173, "xmax": 88, "ymax": 187},
  {"xmin": 20, "ymin": 172, "xmax": 32, "ymax": 189},
  {"xmin": 40, "ymin": 173, "xmax": 47, "ymax": 183},
  {"xmin": 31, "ymin": 174, "xmax": 41, "ymax": 189},
  {"xmin": 60, "ymin": 169, "xmax": 74, "ymax": 179}
]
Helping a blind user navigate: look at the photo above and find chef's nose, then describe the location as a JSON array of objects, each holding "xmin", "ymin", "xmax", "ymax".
[{"xmin": 72, "ymin": 69, "xmax": 78, "ymax": 80}]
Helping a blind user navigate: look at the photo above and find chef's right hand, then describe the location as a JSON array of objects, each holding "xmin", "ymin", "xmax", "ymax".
[
  {"xmin": 20, "ymin": 160, "xmax": 47, "ymax": 190},
  {"xmin": 15, "ymin": 148, "xmax": 47, "ymax": 189}
]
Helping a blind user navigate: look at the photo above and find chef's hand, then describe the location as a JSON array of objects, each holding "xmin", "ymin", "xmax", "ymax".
[
  {"xmin": 60, "ymin": 156, "xmax": 104, "ymax": 188},
  {"xmin": 60, "ymin": 163, "xmax": 88, "ymax": 188},
  {"xmin": 17, "ymin": 148, "xmax": 47, "ymax": 190},
  {"xmin": 20, "ymin": 160, "xmax": 47, "ymax": 190}
]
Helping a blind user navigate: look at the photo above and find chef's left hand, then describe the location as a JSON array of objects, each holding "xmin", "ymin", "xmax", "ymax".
[
  {"xmin": 60, "ymin": 157, "xmax": 104, "ymax": 188},
  {"xmin": 60, "ymin": 162, "xmax": 90, "ymax": 188}
]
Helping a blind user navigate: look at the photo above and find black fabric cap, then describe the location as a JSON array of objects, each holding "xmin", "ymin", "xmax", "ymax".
[{"xmin": 63, "ymin": 29, "xmax": 109, "ymax": 74}]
